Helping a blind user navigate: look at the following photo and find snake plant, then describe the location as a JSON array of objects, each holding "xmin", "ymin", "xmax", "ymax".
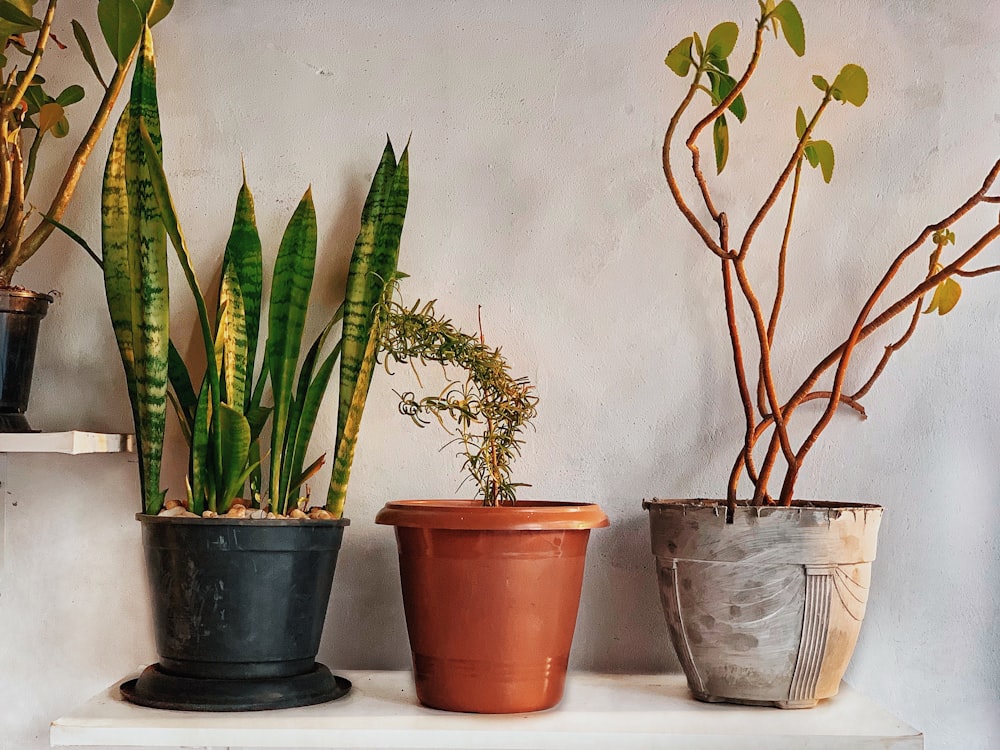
[{"xmin": 102, "ymin": 19, "xmax": 410, "ymax": 517}]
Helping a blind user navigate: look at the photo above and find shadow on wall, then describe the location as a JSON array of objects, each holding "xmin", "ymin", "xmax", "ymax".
[{"xmin": 575, "ymin": 508, "xmax": 681, "ymax": 674}]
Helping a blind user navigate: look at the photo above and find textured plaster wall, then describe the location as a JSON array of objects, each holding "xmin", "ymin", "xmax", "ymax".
[{"xmin": 1, "ymin": 1, "xmax": 997, "ymax": 748}]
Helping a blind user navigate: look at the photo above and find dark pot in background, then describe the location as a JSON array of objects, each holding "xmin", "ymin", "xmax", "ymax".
[
  {"xmin": 121, "ymin": 514, "xmax": 352, "ymax": 711},
  {"xmin": 376, "ymin": 499, "xmax": 609, "ymax": 713},
  {"xmin": 0, "ymin": 289, "xmax": 53, "ymax": 432}
]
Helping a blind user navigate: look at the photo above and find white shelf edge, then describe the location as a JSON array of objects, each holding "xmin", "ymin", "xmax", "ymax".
[
  {"xmin": 0, "ymin": 431, "xmax": 135, "ymax": 455},
  {"xmin": 50, "ymin": 670, "xmax": 923, "ymax": 749}
]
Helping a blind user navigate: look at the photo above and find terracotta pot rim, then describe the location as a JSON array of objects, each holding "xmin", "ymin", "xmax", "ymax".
[
  {"xmin": 136, "ymin": 512, "xmax": 350, "ymax": 527},
  {"xmin": 642, "ymin": 498, "xmax": 883, "ymax": 512},
  {"xmin": 375, "ymin": 499, "xmax": 609, "ymax": 531}
]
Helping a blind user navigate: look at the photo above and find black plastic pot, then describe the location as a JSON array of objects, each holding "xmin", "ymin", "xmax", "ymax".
[
  {"xmin": 121, "ymin": 514, "xmax": 352, "ymax": 711},
  {"xmin": 0, "ymin": 289, "xmax": 52, "ymax": 432}
]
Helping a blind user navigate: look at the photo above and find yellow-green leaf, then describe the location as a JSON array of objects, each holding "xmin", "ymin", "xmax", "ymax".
[
  {"xmin": 705, "ymin": 21, "xmax": 739, "ymax": 61},
  {"xmin": 38, "ymin": 102, "xmax": 64, "ymax": 135},
  {"xmin": 713, "ymin": 114, "xmax": 729, "ymax": 174},
  {"xmin": 831, "ymin": 64, "xmax": 868, "ymax": 106},
  {"xmin": 665, "ymin": 36, "xmax": 693, "ymax": 77},
  {"xmin": 771, "ymin": 0, "xmax": 805, "ymax": 56},
  {"xmin": 924, "ymin": 277, "xmax": 962, "ymax": 316},
  {"xmin": 795, "ymin": 106, "xmax": 807, "ymax": 139}
]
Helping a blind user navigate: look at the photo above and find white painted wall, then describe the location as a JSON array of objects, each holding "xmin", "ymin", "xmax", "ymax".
[{"xmin": 1, "ymin": 0, "xmax": 997, "ymax": 747}]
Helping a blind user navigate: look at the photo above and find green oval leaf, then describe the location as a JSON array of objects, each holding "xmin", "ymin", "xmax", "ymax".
[
  {"xmin": 831, "ymin": 64, "xmax": 868, "ymax": 106},
  {"xmin": 795, "ymin": 106, "xmax": 807, "ymax": 139},
  {"xmin": 706, "ymin": 21, "xmax": 739, "ymax": 60},
  {"xmin": 56, "ymin": 84, "xmax": 85, "ymax": 107},
  {"xmin": 771, "ymin": 0, "xmax": 805, "ymax": 56},
  {"xmin": 812, "ymin": 74, "xmax": 829, "ymax": 92},
  {"xmin": 810, "ymin": 139, "xmax": 835, "ymax": 183},
  {"xmin": 72, "ymin": 19, "xmax": 108, "ymax": 89},
  {"xmin": 0, "ymin": 0, "xmax": 41, "ymax": 36},
  {"xmin": 692, "ymin": 31, "xmax": 704, "ymax": 58},
  {"xmin": 98, "ymin": 0, "xmax": 143, "ymax": 67},
  {"xmin": 665, "ymin": 36, "xmax": 693, "ymax": 77},
  {"xmin": 713, "ymin": 114, "xmax": 729, "ymax": 174}
]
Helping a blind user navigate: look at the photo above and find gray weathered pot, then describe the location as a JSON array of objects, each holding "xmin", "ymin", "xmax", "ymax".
[{"xmin": 643, "ymin": 499, "xmax": 882, "ymax": 709}]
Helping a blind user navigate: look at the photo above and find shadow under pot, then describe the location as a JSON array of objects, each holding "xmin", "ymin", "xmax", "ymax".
[
  {"xmin": 644, "ymin": 498, "xmax": 882, "ymax": 709},
  {"xmin": 0, "ymin": 289, "xmax": 52, "ymax": 432},
  {"xmin": 376, "ymin": 499, "xmax": 610, "ymax": 714},
  {"xmin": 121, "ymin": 513, "xmax": 352, "ymax": 711}
]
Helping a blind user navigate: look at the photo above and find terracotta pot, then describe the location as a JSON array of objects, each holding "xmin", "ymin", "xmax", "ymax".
[
  {"xmin": 376, "ymin": 500, "xmax": 609, "ymax": 713},
  {"xmin": 643, "ymin": 499, "xmax": 882, "ymax": 709},
  {"xmin": 0, "ymin": 288, "xmax": 52, "ymax": 432}
]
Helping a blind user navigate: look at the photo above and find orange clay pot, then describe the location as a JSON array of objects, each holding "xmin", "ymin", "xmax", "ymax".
[{"xmin": 375, "ymin": 500, "xmax": 609, "ymax": 713}]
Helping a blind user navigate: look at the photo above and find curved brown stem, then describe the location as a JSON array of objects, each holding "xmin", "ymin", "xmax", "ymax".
[{"xmin": 722, "ymin": 257, "xmax": 758, "ymax": 511}]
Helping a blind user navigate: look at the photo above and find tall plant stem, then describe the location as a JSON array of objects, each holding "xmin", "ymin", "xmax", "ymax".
[
  {"xmin": 16, "ymin": 47, "xmax": 139, "ymax": 267},
  {"xmin": 722, "ymin": 257, "xmax": 757, "ymax": 510},
  {"xmin": 775, "ymin": 170, "xmax": 1000, "ymax": 503}
]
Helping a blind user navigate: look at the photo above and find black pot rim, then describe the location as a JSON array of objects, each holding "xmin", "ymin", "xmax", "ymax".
[{"xmin": 136, "ymin": 512, "xmax": 350, "ymax": 527}]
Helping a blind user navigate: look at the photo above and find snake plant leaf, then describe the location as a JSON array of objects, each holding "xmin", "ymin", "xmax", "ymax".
[
  {"xmin": 137, "ymin": 117, "xmax": 225, "ymax": 492},
  {"xmin": 327, "ymin": 314, "xmax": 382, "ymax": 517},
  {"xmin": 329, "ymin": 141, "xmax": 409, "ymax": 516},
  {"xmin": 337, "ymin": 141, "xmax": 396, "ymax": 447},
  {"xmin": 281, "ymin": 327, "xmax": 343, "ymax": 512},
  {"xmin": 337, "ymin": 140, "xmax": 408, "ymax": 448},
  {"xmin": 218, "ymin": 402, "xmax": 252, "ymax": 507},
  {"xmin": 72, "ymin": 19, "xmax": 108, "ymax": 89},
  {"xmin": 218, "ymin": 262, "xmax": 248, "ymax": 411},
  {"xmin": 278, "ymin": 308, "xmax": 342, "ymax": 513},
  {"xmin": 288, "ymin": 453, "xmax": 327, "ymax": 498},
  {"xmin": 771, "ymin": 0, "xmax": 805, "ymax": 56},
  {"xmin": 267, "ymin": 189, "xmax": 318, "ymax": 506},
  {"xmin": 167, "ymin": 339, "xmax": 196, "ymax": 429},
  {"xmin": 98, "ymin": 0, "xmax": 143, "ymax": 68},
  {"xmin": 101, "ymin": 26, "xmax": 169, "ymax": 515},
  {"xmin": 189, "ymin": 377, "xmax": 210, "ymax": 515},
  {"xmin": 220, "ymin": 177, "xmax": 263, "ymax": 411},
  {"xmin": 665, "ymin": 36, "xmax": 694, "ymax": 77},
  {"xmin": 831, "ymin": 64, "xmax": 868, "ymax": 106}
]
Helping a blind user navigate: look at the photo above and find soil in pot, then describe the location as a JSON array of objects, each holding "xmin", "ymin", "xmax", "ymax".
[
  {"xmin": 644, "ymin": 498, "xmax": 882, "ymax": 709},
  {"xmin": 0, "ymin": 289, "xmax": 52, "ymax": 432},
  {"xmin": 122, "ymin": 513, "xmax": 352, "ymax": 711},
  {"xmin": 376, "ymin": 499, "xmax": 609, "ymax": 714}
]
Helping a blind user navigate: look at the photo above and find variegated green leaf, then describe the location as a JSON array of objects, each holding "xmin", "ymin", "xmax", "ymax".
[
  {"xmin": 218, "ymin": 262, "xmax": 248, "ymax": 410},
  {"xmin": 267, "ymin": 189, "xmax": 318, "ymax": 505},
  {"xmin": 189, "ymin": 377, "xmax": 210, "ymax": 515},
  {"xmin": 220, "ymin": 177, "xmax": 263, "ymax": 411},
  {"xmin": 218, "ymin": 402, "xmax": 252, "ymax": 508},
  {"xmin": 101, "ymin": 25, "xmax": 169, "ymax": 515}
]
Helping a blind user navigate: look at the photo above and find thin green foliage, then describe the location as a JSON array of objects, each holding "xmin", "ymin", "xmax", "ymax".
[{"xmin": 380, "ymin": 294, "xmax": 538, "ymax": 506}]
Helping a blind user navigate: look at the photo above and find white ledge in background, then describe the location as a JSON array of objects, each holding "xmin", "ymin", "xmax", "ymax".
[
  {"xmin": 0, "ymin": 431, "xmax": 134, "ymax": 454},
  {"xmin": 50, "ymin": 670, "xmax": 923, "ymax": 749}
]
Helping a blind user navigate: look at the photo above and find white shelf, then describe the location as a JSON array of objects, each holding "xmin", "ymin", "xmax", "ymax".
[
  {"xmin": 50, "ymin": 670, "xmax": 922, "ymax": 749},
  {"xmin": 0, "ymin": 431, "xmax": 134, "ymax": 454}
]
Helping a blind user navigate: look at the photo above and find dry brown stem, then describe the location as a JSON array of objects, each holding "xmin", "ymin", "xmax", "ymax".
[{"xmin": 663, "ymin": 11, "xmax": 1000, "ymax": 510}]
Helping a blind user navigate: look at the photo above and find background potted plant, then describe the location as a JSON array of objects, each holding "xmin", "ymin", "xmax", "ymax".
[
  {"xmin": 375, "ymin": 301, "xmax": 609, "ymax": 714},
  {"xmin": 0, "ymin": 0, "xmax": 166, "ymax": 431},
  {"xmin": 646, "ymin": 0, "xmax": 999, "ymax": 708},
  {"xmin": 99, "ymin": 22, "xmax": 410, "ymax": 710}
]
